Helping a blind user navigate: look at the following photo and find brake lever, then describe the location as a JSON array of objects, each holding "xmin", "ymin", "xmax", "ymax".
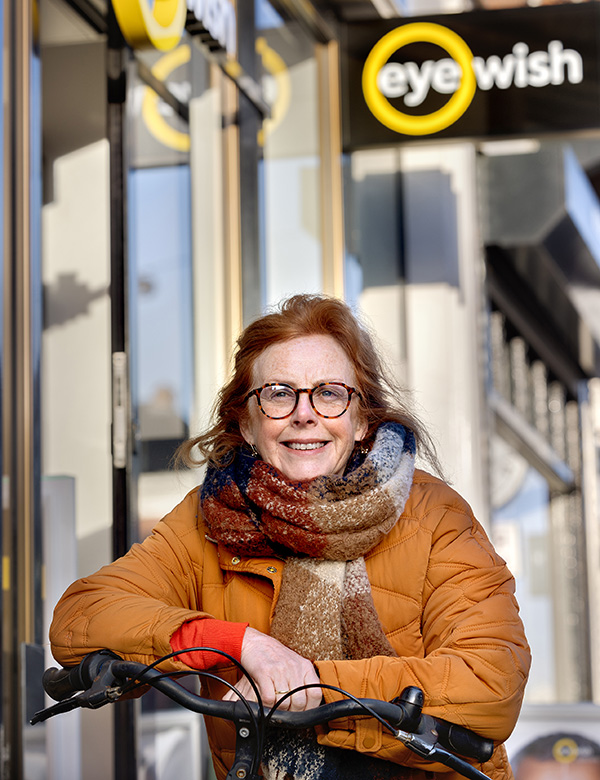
[
  {"xmin": 31, "ymin": 658, "xmax": 125, "ymax": 725},
  {"xmin": 30, "ymin": 679, "xmax": 119, "ymax": 725},
  {"xmin": 31, "ymin": 695, "xmax": 84, "ymax": 724},
  {"xmin": 395, "ymin": 725, "xmax": 491, "ymax": 780}
]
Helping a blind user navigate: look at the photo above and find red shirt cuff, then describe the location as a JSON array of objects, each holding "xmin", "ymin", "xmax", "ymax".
[{"xmin": 170, "ymin": 618, "xmax": 248, "ymax": 669}]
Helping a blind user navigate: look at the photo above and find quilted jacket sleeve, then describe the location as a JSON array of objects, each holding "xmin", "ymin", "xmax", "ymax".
[
  {"xmin": 49, "ymin": 490, "xmax": 212, "ymax": 671},
  {"xmin": 314, "ymin": 477, "xmax": 530, "ymax": 769}
]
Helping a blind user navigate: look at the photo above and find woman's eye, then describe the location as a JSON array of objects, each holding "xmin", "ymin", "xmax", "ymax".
[
  {"xmin": 317, "ymin": 385, "xmax": 344, "ymax": 400},
  {"xmin": 267, "ymin": 386, "xmax": 295, "ymax": 400}
]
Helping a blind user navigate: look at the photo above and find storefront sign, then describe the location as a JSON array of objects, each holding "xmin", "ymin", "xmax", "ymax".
[
  {"xmin": 112, "ymin": 0, "xmax": 186, "ymax": 51},
  {"xmin": 186, "ymin": 0, "xmax": 236, "ymax": 56},
  {"xmin": 112, "ymin": 0, "xmax": 236, "ymax": 54},
  {"xmin": 362, "ymin": 23, "xmax": 477, "ymax": 137},
  {"xmin": 342, "ymin": 4, "xmax": 600, "ymax": 146}
]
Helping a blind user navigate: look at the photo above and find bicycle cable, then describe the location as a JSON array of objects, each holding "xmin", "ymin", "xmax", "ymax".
[
  {"xmin": 266, "ymin": 682, "xmax": 400, "ymax": 736},
  {"xmin": 114, "ymin": 648, "xmax": 267, "ymax": 778}
]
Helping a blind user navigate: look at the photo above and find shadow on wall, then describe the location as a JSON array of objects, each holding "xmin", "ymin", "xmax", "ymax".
[{"xmin": 43, "ymin": 273, "xmax": 107, "ymax": 329}]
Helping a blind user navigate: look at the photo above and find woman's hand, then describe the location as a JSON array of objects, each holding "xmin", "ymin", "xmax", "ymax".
[{"xmin": 222, "ymin": 627, "xmax": 322, "ymax": 711}]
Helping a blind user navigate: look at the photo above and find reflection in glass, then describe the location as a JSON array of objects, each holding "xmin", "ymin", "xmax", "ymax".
[
  {"xmin": 256, "ymin": 0, "xmax": 323, "ymax": 305},
  {"xmin": 491, "ymin": 437, "xmax": 555, "ymax": 703},
  {"xmin": 127, "ymin": 39, "xmax": 212, "ymax": 780},
  {"xmin": 129, "ymin": 165, "xmax": 193, "ymax": 474}
]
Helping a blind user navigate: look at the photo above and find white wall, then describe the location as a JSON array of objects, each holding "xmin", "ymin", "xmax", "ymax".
[
  {"xmin": 42, "ymin": 140, "xmax": 113, "ymax": 563},
  {"xmin": 351, "ymin": 143, "xmax": 489, "ymax": 525}
]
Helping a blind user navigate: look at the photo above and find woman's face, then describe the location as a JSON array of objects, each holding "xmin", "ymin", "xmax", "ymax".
[
  {"xmin": 240, "ymin": 335, "xmax": 368, "ymax": 482},
  {"xmin": 515, "ymin": 758, "xmax": 600, "ymax": 779}
]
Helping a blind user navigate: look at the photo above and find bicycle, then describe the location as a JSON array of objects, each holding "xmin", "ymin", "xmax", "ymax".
[{"xmin": 31, "ymin": 648, "xmax": 495, "ymax": 780}]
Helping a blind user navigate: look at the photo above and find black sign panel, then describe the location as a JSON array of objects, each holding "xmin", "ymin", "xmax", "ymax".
[{"xmin": 341, "ymin": 4, "xmax": 600, "ymax": 149}]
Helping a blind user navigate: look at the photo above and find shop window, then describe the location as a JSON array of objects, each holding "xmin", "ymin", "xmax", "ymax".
[
  {"xmin": 489, "ymin": 308, "xmax": 581, "ymax": 474},
  {"xmin": 127, "ymin": 37, "xmax": 210, "ymax": 532},
  {"xmin": 127, "ymin": 35, "xmax": 215, "ymax": 780},
  {"xmin": 129, "ymin": 164, "xmax": 193, "ymax": 474},
  {"xmin": 256, "ymin": 0, "xmax": 323, "ymax": 305},
  {"xmin": 488, "ymin": 307, "xmax": 592, "ymax": 703},
  {"xmin": 491, "ymin": 445, "xmax": 555, "ymax": 702}
]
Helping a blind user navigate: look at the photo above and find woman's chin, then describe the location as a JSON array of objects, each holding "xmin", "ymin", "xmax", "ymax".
[
  {"xmin": 280, "ymin": 466, "xmax": 326, "ymax": 482},
  {"xmin": 277, "ymin": 454, "xmax": 332, "ymax": 483}
]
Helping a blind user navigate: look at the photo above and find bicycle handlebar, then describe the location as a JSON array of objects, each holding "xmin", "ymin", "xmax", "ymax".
[
  {"xmin": 41, "ymin": 649, "xmax": 121, "ymax": 702},
  {"xmin": 33, "ymin": 651, "xmax": 495, "ymax": 780}
]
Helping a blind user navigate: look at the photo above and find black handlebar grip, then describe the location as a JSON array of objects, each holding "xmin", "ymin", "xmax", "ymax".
[
  {"xmin": 433, "ymin": 718, "xmax": 494, "ymax": 763},
  {"xmin": 43, "ymin": 650, "xmax": 123, "ymax": 702},
  {"xmin": 43, "ymin": 666, "xmax": 87, "ymax": 702}
]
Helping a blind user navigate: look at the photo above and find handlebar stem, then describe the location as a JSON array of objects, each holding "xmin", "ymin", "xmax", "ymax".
[{"xmin": 229, "ymin": 720, "xmax": 261, "ymax": 780}]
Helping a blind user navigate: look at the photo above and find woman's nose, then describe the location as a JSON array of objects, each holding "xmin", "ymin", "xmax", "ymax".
[{"xmin": 291, "ymin": 392, "xmax": 317, "ymax": 423}]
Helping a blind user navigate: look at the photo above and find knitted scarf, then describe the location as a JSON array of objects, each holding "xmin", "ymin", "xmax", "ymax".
[{"xmin": 200, "ymin": 422, "xmax": 417, "ymax": 779}]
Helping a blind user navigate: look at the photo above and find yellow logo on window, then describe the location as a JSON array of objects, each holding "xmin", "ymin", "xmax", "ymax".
[
  {"xmin": 142, "ymin": 45, "xmax": 191, "ymax": 152},
  {"xmin": 112, "ymin": 0, "xmax": 187, "ymax": 51}
]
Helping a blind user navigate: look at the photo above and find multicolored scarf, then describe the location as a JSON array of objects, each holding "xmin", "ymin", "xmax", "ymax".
[{"xmin": 200, "ymin": 422, "xmax": 417, "ymax": 778}]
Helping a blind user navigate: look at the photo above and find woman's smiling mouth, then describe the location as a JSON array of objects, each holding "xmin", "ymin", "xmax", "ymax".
[{"xmin": 284, "ymin": 441, "xmax": 327, "ymax": 451}]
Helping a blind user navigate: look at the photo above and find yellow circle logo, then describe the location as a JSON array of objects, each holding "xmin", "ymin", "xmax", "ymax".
[
  {"xmin": 362, "ymin": 22, "xmax": 476, "ymax": 136},
  {"xmin": 142, "ymin": 45, "xmax": 191, "ymax": 152},
  {"xmin": 552, "ymin": 737, "xmax": 580, "ymax": 765},
  {"xmin": 256, "ymin": 36, "xmax": 291, "ymax": 146},
  {"xmin": 112, "ymin": 0, "xmax": 187, "ymax": 51}
]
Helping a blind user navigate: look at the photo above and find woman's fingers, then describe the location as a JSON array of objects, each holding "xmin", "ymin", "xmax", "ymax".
[
  {"xmin": 221, "ymin": 627, "xmax": 321, "ymax": 711},
  {"xmin": 281, "ymin": 678, "xmax": 322, "ymax": 712},
  {"xmin": 222, "ymin": 677, "xmax": 320, "ymax": 711},
  {"xmin": 222, "ymin": 676, "xmax": 256, "ymax": 703}
]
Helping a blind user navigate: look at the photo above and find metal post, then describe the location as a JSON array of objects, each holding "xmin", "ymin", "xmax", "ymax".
[
  {"xmin": 237, "ymin": 0, "xmax": 263, "ymax": 324},
  {"xmin": 107, "ymin": 4, "xmax": 137, "ymax": 778},
  {"xmin": 1, "ymin": 0, "xmax": 42, "ymax": 776}
]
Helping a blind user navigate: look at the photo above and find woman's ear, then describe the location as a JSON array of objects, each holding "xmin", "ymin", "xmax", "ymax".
[
  {"xmin": 239, "ymin": 418, "xmax": 254, "ymax": 448},
  {"xmin": 356, "ymin": 416, "xmax": 368, "ymax": 443}
]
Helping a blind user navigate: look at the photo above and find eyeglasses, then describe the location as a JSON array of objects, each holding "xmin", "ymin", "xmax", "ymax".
[{"xmin": 244, "ymin": 382, "xmax": 362, "ymax": 420}]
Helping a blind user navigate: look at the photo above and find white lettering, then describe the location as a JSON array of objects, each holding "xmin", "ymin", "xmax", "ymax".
[
  {"xmin": 549, "ymin": 40, "xmax": 583, "ymax": 85},
  {"xmin": 187, "ymin": 0, "xmax": 236, "ymax": 57},
  {"xmin": 527, "ymin": 50, "xmax": 551, "ymax": 88},
  {"xmin": 404, "ymin": 60, "xmax": 435, "ymax": 107},
  {"xmin": 472, "ymin": 54, "xmax": 515, "ymax": 91},
  {"xmin": 513, "ymin": 42, "xmax": 529, "ymax": 88},
  {"xmin": 431, "ymin": 58, "xmax": 461, "ymax": 94},
  {"xmin": 377, "ymin": 38, "xmax": 584, "ymax": 105},
  {"xmin": 169, "ymin": 81, "xmax": 192, "ymax": 102},
  {"xmin": 377, "ymin": 62, "xmax": 407, "ymax": 99}
]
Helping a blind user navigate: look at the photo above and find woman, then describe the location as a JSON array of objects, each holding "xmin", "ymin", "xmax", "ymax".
[
  {"xmin": 512, "ymin": 733, "xmax": 600, "ymax": 780},
  {"xmin": 50, "ymin": 294, "xmax": 530, "ymax": 780}
]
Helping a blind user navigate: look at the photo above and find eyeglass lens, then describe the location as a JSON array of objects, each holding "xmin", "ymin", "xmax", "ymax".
[{"xmin": 259, "ymin": 384, "xmax": 350, "ymax": 418}]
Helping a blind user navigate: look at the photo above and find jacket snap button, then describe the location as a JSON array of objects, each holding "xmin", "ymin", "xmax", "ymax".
[
  {"xmin": 363, "ymin": 735, "xmax": 376, "ymax": 750},
  {"xmin": 231, "ymin": 556, "xmax": 241, "ymax": 565},
  {"xmin": 266, "ymin": 566, "xmax": 277, "ymax": 573}
]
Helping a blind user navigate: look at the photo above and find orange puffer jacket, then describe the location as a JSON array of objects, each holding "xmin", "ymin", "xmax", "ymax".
[{"xmin": 50, "ymin": 470, "xmax": 530, "ymax": 780}]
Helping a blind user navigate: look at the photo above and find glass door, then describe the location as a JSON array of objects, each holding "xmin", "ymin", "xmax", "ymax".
[{"xmin": 126, "ymin": 37, "xmax": 214, "ymax": 780}]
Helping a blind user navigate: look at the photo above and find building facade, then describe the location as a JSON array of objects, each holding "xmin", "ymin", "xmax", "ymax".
[{"xmin": 1, "ymin": 0, "xmax": 599, "ymax": 778}]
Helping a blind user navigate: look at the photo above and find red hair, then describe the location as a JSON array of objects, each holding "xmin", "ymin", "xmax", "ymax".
[{"xmin": 178, "ymin": 295, "xmax": 438, "ymax": 469}]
